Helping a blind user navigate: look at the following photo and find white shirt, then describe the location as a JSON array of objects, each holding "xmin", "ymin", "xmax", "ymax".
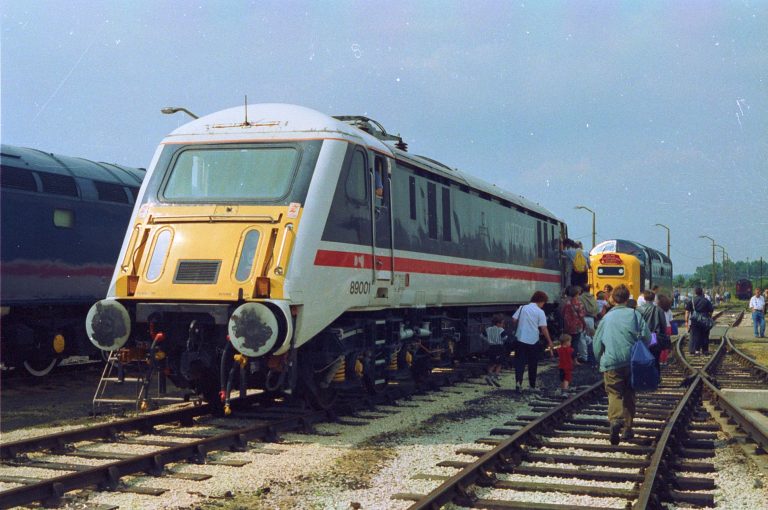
[
  {"xmin": 513, "ymin": 303, "xmax": 548, "ymax": 345},
  {"xmin": 750, "ymin": 295, "xmax": 765, "ymax": 312},
  {"xmin": 482, "ymin": 325, "xmax": 507, "ymax": 346},
  {"xmin": 637, "ymin": 295, "xmax": 646, "ymax": 306}
]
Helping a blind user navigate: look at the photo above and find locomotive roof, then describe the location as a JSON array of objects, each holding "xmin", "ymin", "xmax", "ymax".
[
  {"xmin": 593, "ymin": 239, "xmax": 672, "ymax": 264},
  {"xmin": 165, "ymin": 103, "xmax": 562, "ymax": 223},
  {"xmin": 164, "ymin": 103, "xmax": 393, "ymax": 155},
  {"xmin": 0, "ymin": 144, "xmax": 145, "ymax": 185}
]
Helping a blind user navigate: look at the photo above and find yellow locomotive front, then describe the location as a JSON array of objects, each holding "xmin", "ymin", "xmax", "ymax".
[{"xmin": 86, "ymin": 138, "xmax": 323, "ymax": 403}]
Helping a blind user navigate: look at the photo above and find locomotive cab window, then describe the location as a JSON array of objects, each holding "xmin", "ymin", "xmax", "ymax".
[
  {"xmin": 162, "ymin": 145, "xmax": 300, "ymax": 202},
  {"xmin": 345, "ymin": 149, "xmax": 368, "ymax": 205}
]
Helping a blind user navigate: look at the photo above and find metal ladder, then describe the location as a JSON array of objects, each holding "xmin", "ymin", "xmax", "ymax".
[{"xmin": 92, "ymin": 350, "xmax": 194, "ymax": 413}]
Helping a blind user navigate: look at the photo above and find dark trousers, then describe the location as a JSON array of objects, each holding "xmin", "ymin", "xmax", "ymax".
[
  {"xmin": 689, "ymin": 324, "xmax": 709, "ymax": 354},
  {"xmin": 571, "ymin": 270, "xmax": 588, "ymax": 288},
  {"xmin": 515, "ymin": 342, "xmax": 540, "ymax": 388},
  {"xmin": 568, "ymin": 331, "xmax": 584, "ymax": 361}
]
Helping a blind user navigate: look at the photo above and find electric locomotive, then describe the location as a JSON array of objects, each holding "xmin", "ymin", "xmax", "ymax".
[
  {"xmin": 1, "ymin": 145, "xmax": 145, "ymax": 376},
  {"xmin": 589, "ymin": 239, "xmax": 673, "ymax": 299},
  {"xmin": 86, "ymin": 104, "xmax": 566, "ymax": 409}
]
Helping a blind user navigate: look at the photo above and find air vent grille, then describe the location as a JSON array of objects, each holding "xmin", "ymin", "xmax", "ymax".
[{"xmin": 174, "ymin": 260, "xmax": 221, "ymax": 284}]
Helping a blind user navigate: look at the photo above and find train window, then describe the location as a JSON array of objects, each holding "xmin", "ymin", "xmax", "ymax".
[
  {"xmin": 536, "ymin": 221, "xmax": 543, "ymax": 258},
  {"xmin": 374, "ymin": 156, "xmax": 385, "ymax": 199},
  {"xmin": 128, "ymin": 187, "xmax": 139, "ymax": 200},
  {"xmin": 0, "ymin": 166, "xmax": 37, "ymax": 192},
  {"xmin": 409, "ymin": 176, "xmax": 416, "ymax": 220},
  {"xmin": 427, "ymin": 182, "xmax": 437, "ymax": 239},
  {"xmin": 442, "ymin": 187, "xmax": 451, "ymax": 241},
  {"xmin": 164, "ymin": 146, "xmax": 299, "ymax": 202},
  {"xmin": 39, "ymin": 173, "xmax": 78, "ymax": 197},
  {"xmin": 53, "ymin": 208, "xmax": 74, "ymax": 228},
  {"xmin": 146, "ymin": 230, "xmax": 172, "ymax": 281},
  {"xmin": 95, "ymin": 181, "xmax": 129, "ymax": 203},
  {"xmin": 550, "ymin": 224, "xmax": 556, "ymax": 256},
  {"xmin": 235, "ymin": 230, "xmax": 260, "ymax": 281},
  {"xmin": 345, "ymin": 149, "xmax": 368, "ymax": 205}
]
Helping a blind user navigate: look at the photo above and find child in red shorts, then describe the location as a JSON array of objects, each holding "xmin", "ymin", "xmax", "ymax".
[{"xmin": 557, "ymin": 334, "xmax": 577, "ymax": 392}]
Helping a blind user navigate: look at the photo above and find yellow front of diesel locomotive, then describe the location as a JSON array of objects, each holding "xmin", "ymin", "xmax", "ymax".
[
  {"xmin": 113, "ymin": 203, "xmax": 299, "ymax": 302},
  {"xmin": 589, "ymin": 252, "xmax": 642, "ymax": 299}
]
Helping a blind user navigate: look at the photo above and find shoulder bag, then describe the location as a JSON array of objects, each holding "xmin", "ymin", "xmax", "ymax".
[
  {"xmin": 689, "ymin": 297, "xmax": 714, "ymax": 330},
  {"xmin": 630, "ymin": 311, "xmax": 660, "ymax": 392}
]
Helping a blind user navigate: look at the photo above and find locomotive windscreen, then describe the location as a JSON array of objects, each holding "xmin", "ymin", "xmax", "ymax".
[{"xmin": 163, "ymin": 145, "xmax": 300, "ymax": 201}]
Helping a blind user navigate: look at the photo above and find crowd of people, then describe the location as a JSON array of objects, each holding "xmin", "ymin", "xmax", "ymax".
[{"xmin": 480, "ymin": 280, "xmax": 704, "ymax": 446}]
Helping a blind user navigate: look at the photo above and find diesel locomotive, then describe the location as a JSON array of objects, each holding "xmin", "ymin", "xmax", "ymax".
[
  {"xmin": 735, "ymin": 279, "xmax": 753, "ymax": 301},
  {"xmin": 86, "ymin": 104, "xmax": 567, "ymax": 409},
  {"xmin": 589, "ymin": 239, "xmax": 673, "ymax": 299},
  {"xmin": 1, "ymin": 145, "xmax": 145, "ymax": 376}
]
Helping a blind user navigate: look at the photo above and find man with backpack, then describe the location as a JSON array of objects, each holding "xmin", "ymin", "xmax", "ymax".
[
  {"xmin": 564, "ymin": 239, "xmax": 590, "ymax": 288},
  {"xmin": 592, "ymin": 284, "xmax": 651, "ymax": 445}
]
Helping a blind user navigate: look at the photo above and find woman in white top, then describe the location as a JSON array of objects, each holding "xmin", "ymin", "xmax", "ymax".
[{"xmin": 511, "ymin": 291, "xmax": 554, "ymax": 392}]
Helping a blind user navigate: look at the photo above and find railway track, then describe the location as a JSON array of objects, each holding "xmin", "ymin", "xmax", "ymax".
[
  {"xmin": 393, "ymin": 309, "xmax": 763, "ymax": 509},
  {"xmin": 0, "ymin": 362, "xmax": 488, "ymax": 509}
]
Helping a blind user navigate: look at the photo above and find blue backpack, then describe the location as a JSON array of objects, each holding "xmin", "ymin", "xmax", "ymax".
[{"xmin": 630, "ymin": 312, "xmax": 660, "ymax": 392}]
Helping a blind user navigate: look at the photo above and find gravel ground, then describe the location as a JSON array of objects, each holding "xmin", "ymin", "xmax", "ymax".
[{"xmin": 3, "ymin": 357, "xmax": 767, "ymax": 509}]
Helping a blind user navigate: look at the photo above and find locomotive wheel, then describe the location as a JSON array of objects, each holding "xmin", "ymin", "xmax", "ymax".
[{"xmin": 22, "ymin": 355, "xmax": 59, "ymax": 377}]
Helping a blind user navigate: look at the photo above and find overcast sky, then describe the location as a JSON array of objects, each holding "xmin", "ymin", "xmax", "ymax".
[{"xmin": 2, "ymin": 1, "xmax": 766, "ymax": 274}]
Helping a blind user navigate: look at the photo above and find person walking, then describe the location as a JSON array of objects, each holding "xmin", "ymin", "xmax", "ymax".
[
  {"xmin": 749, "ymin": 288, "xmax": 766, "ymax": 338},
  {"xmin": 685, "ymin": 287, "xmax": 714, "ymax": 354},
  {"xmin": 637, "ymin": 290, "xmax": 670, "ymax": 372},
  {"xmin": 556, "ymin": 334, "xmax": 577, "ymax": 394},
  {"xmin": 657, "ymin": 294, "xmax": 674, "ymax": 365},
  {"xmin": 562, "ymin": 285, "xmax": 588, "ymax": 363},
  {"xmin": 511, "ymin": 291, "xmax": 554, "ymax": 392},
  {"xmin": 481, "ymin": 314, "xmax": 508, "ymax": 386},
  {"xmin": 579, "ymin": 284, "xmax": 600, "ymax": 365},
  {"xmin": 592, "ymin": 284, "xmax": 651, "ymax": 445}
]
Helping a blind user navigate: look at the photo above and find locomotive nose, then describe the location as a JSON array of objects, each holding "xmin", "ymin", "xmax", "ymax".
[{"xmin": 86, "ymin": 300, "xmax": 132, "ymax": 350}]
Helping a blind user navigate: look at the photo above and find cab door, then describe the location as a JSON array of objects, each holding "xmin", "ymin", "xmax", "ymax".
[{"xmin": 372, "ymin": 155, "xmax": 393, "ymax": 285}]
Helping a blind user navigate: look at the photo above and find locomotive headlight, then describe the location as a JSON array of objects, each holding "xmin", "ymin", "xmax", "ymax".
[
  {"xmin": 86, "ymin": 300, "xmax": 131, "ymax": 351},
  {"xmin": 228, "ymin": 302, "xmax": 280, "ymax": 357}
]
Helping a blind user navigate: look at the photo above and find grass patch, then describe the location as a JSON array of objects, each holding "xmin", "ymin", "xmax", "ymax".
[{"xmin": 733, "ymin": 340, "xmax": 768, "ymax": 366}]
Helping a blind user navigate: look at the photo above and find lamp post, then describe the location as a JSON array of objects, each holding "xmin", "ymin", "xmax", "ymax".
[
  {"xmin": 715, "ymin": 244, "xmax": 726, "ymax": 291},
  {"xmin": 574, "ymin": 206, "xmax": 596, "ymax": 249},
  {"xmin": 654, "ymin": 223, "xmax": 670, "ymax": 259},
  {"xmin": 699, "ymin": 235, "xmax": 716, "ymax": 290},
  {"xmin": 161, "ymin": 106, "xmax": 199, "ymax": 119}
]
